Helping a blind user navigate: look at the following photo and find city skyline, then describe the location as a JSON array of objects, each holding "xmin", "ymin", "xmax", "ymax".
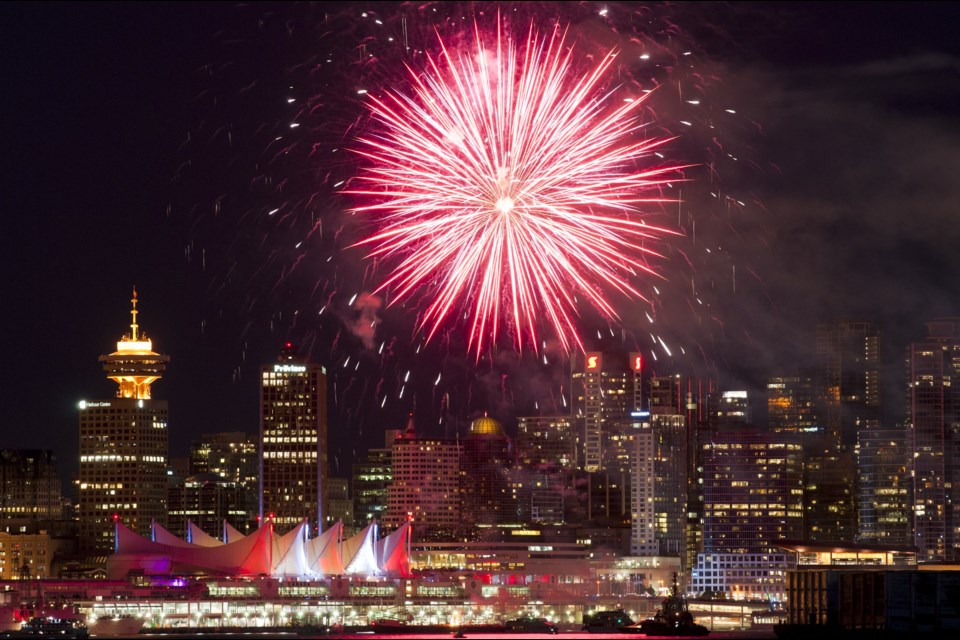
[{"xmin": 3, "ymin": 1, "xmax": 959, "ymax": 484}]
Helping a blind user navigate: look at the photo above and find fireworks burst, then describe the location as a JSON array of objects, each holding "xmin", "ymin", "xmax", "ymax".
[{"xmin": 350, "ymin": 20, "xmax": 685, "ymax": 356}]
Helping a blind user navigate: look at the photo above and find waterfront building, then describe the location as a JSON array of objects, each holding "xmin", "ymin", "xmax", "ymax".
[
  {"xmin": 693, "ymin": 427, "xmax": 804, "ymax": 599},
  {"xmin": 906, "ymin": 318, "xmax": 960, "ymax": 562},
  {"xmin": 0, "ymin": 530, "xmax": 64, "ymax": 579},
  {"xmin": 78, "ymin": 289, "xmax": 169, "ymax": 553},
  {"xmin": 260, "ymin": 343, "xmax": 328, "ymax": 533}
]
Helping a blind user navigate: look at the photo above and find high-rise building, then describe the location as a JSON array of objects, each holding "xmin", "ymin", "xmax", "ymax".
[
  {"xmin": 0, "ymin": 450, "xmax": 64, "ymax": 526},
  {"xmin": 460, "ymin": 415, "xmax": 518, "ymax": 527},
  {"xmin": 572, "ymin": 352, "xmax": 642, "ymax": 473},
  {"xmin": 352, "ymin": 430, "xmax": 397, "ymax": 528},
  {"xmin": 631, "ymin": 416, "xmax": 656, "ymax": 555},
  {"xmin": 767, "ymin": 375, "xmax": 815, "ymax": 441},
  {"xmin": 856, "ymin": 424, "xmax": 911, "ymax": 547},
  {"xmin": 167, "ymin": 472, "xmax": 249, "ymax": 541},
  {"xmin": 807, "ymin": 320, "xmax": 880, "ymax": 544},
  {"xmin": 384, "ymin": 416, "xmax": 461, "ymax": 535},
  {"xmin": 651, "ymin": 414, "xmax": 688, "ymax": 558},
  {"xmin": 515, "ymin": 415, "xmax": 576, "ymax": 525},
  {"xmin": 906, "ymin": 318, "xmax": 960, "ymax": 562},
  {"xmin": 187, "ymin": 432, "xmax": 258, "ymax": 535},
  {"xmin": 259, "ymin": 343, "xmax": 327, "ymax": 534},
  {"xmin": 326, "ymin": 477, "xmax": 354, "ymax": 532},
  {"xmin": 78, "ymin": 289, "xmax": 169, "ymax": 553},
  {"xmin": 691, "ymin": 427, "xmax": 803, "ymax": 600}
]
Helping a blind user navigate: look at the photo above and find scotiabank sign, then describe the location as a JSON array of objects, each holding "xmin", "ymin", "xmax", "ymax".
[
  {"xmin": 629, "ymin": 352, "xmax": 643, "ymax": 372},
  {"xmin": 585, "ymin": 352, "xmax": 602, "ymax": 370}
]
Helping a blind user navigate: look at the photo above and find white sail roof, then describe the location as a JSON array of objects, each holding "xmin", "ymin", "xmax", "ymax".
[
  {"xmin": 150, "ymin": 521, "xmax": 193, "ymax": 548},
  {"xmin": 306, "ymin": 520, "xmax": 343, "ymax": 576},
  {"xmin": 224, "ymin": 521, "xmax": 247, "ymax": 544},
  {"xmin": 343, "ymin": 521, "xmax": 379, "ymax": 575},
  {"xmin": 188, "ymin": 521, "xmax": 224, "ymax": 547},
  {"xmin": 377, "ymin": 521, "xmax": 412, "ymax": 577},
  {"xmin": 271, "ymin": 520, "xmax": 310, "ymax": 577}
]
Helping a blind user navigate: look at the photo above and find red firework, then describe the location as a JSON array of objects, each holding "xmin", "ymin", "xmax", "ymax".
[{"xmin": 350, "ymin": 20, "xmax": 684, "ymax": 356}]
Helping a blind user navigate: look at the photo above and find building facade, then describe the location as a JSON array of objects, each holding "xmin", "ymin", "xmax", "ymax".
[
  {"xmin": 0, "ymin": 450, "xmax": 64, "ymax": 526},
  {"xmin": 907, "ymin": 318, "xmax": 960, "ymax": 562},
  {"xmin": 78, "ymin": 289, "xmax": 169, "ymax": 553},
  {"xmin": 384, "ymin": 417, "xmax": 461, "ymax": 534},
  {"xmin": 260, "ymin": 343, "xmax": 328, "ymax": 534}
]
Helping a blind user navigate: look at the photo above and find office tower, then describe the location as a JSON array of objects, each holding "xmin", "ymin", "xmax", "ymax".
[
  {"xmin": 460, "ymin": 415, "xmax": 518, "ymax": 527},
  {"xmin": 712, "ymin": 390, "xmax": 752, "ymax": 429},
  {"xmin": 78, "ymin": 289, "xmax": 169, "ymax": 553},
  {"xmin": 806, "ymin": 320, "xmax": 879, "ymax": 543},
  {"xmin": 652, "ymin": 414, "xmax": 688, "ymax": 557},
  {"xmin": 691, "ymin": 428, "xmax": 803, "ymax": 600},
  {"xmin": 647, "ymin": 374, "xmax": 715, "ymax": 581},
  {"xmin": 631, "ymin": 417, "xmax": 657, "ymax": 555},
  {"xmin": 0, "ymin": 450, "xmax": 64, "ymax": 525},
  {"xmin": 767, "ymin": 375, "xmax": 815, "ymax": 440},
  {"xmin": 701, "ymin": 428, "xmax": 804, "ymax": 554},
  {"xmin": 856, "ymin": 424, "xmax": 911, "ymax": 546},
  {"xmin": 167, "ymin": 472, "xmax": 248, "ymax": 541},
  {"xmin": 326, "ymin": 477, "xmax": 354, "ymax": 531},
  {"xmin": 384, "ymin": 416, "xmax": 461, "ymax": 535},
  {"xmin": 260, "ymin": 342, "xmax": 328, "ymax": 533},
  {"xmin": 572, "ymin": 352, "xmax": 642, "ymax": 473},
  {"xmin": 816, "ymin": 320, "xmax": 881, "ymax": 452},
  {"xmin": 352, "ymin": 430, "xmax": 397, "ymax": 528},
  {"xmin": 907, "ymin": 319, "xmax": 960, "ymax": 562},
  {"xmin": 188, "ymin": 432, "xmax": 259, "ymax": 534},
  {"xmin": 516, "ymin": 415, "xmax": 576, "ymax": 524}
]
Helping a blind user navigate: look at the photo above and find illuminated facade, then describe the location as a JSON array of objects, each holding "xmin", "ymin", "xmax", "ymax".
[
  {"xmin": 460, "ymin": 415, "xmax": 518, "ymax": 528},
  {"xmin": 807, "ymin": 320, "xmax": 879, "ymax": 544},
  {"xmin": 767, "ymin": 375, "xmax": 815, "ymax": 440},
  {"xmin": 693, "ymin": 428, "xmax": 803, "ymax": 599},
  {"xmin": 651, "ymin": 414, "xmax": 687, "ymax": 557},
  {"xmin": 856, "ymin": 425, "xmax": 911, "ymax": 546},
  {"xmin": 573, "ymin": 352, "xmax": 642, "ymax": 474},
  {"xmin": 516, "ymin": 415, "xmax": 575, "ymax": 525},
  {"xmin": 352, "ymin": 431, "xmax": 396, "ymax": 528},
  {"xmin": 78, "ymin": 289, "xmax": 169, "ymax": 553},
  {"xmin": 187, "ymin": 432, "xmax": 259, "ymax": 536},
  {"xmin": 384, "ymin": 417, "xmax": 461, "ymax": 533},
  {"xmin": 259, "ymin": 343, "xmax": 328, "ymax": 534},
  {"xmin": 906, "ymin": 318, "xmax": 960, "ymax": 562},
  {"xmin": 0, "ymin": 450, "xmax": 64, "ymax": 525}
]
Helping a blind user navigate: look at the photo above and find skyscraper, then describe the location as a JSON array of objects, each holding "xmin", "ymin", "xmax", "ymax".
[
  {"xmin": 78, "ymin": 289, "xmax": 169, "ymax": 553},
  {"xmin": 384, "ymin": 416, "xmax": 461, "ymax": 535},
  {"xmin": 572, "ymin": 352, "xmax": 642, "ymax": 473},
  {"xmin": 460, "ymin": 415, "xmax": 518, "ymax": 527},
  {"xmin": 806, "ymin": 319, "xmax": 879, "ymax": 543},
  {"xmin": 260, "ymin": 342, "xmax": 328, "ymax": 534},
  {"xmin": 907, "ymin": 318, "xmax": 960, "ymax": 562},
  {"xmin": 0, "ymin": 450, "xmax": 65, "ymax": 526}
]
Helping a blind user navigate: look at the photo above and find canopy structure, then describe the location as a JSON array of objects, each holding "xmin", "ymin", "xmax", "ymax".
[
  {"xmin": 187, "ymin": 521, "xmax": 224, "ymax": 547},
  {"xmin": 107, "ymin": 519, "xmax": 408, "ymax": 580}
]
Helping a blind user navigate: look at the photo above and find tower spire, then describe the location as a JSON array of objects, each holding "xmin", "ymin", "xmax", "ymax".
[{"xmin": 130, "ymin": 286, "xmax": 139, "ymax": 341}]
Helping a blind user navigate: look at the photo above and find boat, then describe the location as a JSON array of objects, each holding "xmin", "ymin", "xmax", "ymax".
[
  {"xmin": 87, "ymin": 614, "xmax": 145, "ymax": 637},
  {"xmin": 0, "ymin": 616, "xmax": 89, "ymax": 639},
  {"xmin": 638, "ymin": 574, "xmax": 709, "ymax": 636},
  {"xmin": 581, "ymin": 609, "xmax": 637, "ymax": 633}
]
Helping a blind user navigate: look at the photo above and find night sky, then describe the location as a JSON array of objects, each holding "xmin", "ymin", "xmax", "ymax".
[{"xmin": 3, "ymin": 2, "xmax": 959, "ymax": 488}]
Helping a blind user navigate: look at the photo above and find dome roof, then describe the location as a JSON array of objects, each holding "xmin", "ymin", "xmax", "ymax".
[{"xmin": 469, "ymin": 414, "xmax": 504, "ymax": 437}]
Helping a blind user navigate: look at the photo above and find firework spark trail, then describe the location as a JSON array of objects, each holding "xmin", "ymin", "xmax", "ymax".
[{"xmin": 349, "ymin": 20, "xmax": 686, "ymax": 356}]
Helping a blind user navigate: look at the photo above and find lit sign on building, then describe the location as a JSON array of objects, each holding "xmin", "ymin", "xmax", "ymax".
[
  {"xmin": 273, "ymin": 364, "xmax": 307, "ymax": 373},
  {"xmin": 586, "ymin": 353, "xmax": 602, "ymax": 370},
  {"xmin": 78, "ymin": 401, "xmax": 112, "ymax": 410},
  {"xmin": 629, "ymin": 352, "xmax": 643, "ymax": 372}
]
